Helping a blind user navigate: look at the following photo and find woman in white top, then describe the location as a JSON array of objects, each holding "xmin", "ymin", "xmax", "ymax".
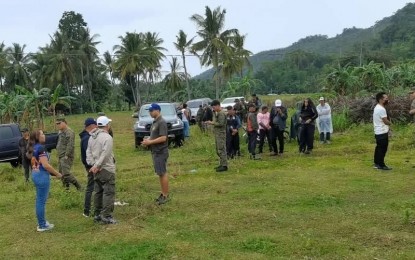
[{"xmin": 316, "ymin": 97, "xmax": 333, "ymax": 144}]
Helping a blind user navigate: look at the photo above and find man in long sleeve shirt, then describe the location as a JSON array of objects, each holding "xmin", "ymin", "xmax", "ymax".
[{"xmin": 86, "ymin": 116, "xmax": 117, "ymax": 224}]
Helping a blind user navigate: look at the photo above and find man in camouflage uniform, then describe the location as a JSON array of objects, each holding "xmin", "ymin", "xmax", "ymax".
[
  {"xmin": 56, "ymin": 118, "xmax": 81, "ymax": 190},
  {"xmin": 207, "ymin": 100, "xmax": 228, "ymax": 172}
]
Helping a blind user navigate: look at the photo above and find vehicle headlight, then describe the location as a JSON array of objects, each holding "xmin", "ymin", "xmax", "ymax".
[
  {"xmin": 134, "ymin": 121, "xmax": 146, "ymax": 129},
  {"xmin": 172, "ymin": 119, "xmax": 182, "ymax": 127}
]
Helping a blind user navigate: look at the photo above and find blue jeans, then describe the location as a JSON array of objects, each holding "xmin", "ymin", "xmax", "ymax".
[
  {"xmin": 32, "ymin": 170, "xmax": 50, "ymax": 228},
  {"xmin": 183, "ymin": 120, "xmax": 190, "ymax": 137}
]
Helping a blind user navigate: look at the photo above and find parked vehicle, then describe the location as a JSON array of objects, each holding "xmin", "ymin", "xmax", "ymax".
[
  {"xmin": 220, "ymin": 96, "xmax": 244, "ymax": 112},
  {"xmin": 0, "ymin": 124, "xmax": 59, "ymax": 167},
  {"xmin": 133, "ymin": 102, "xmax": 184, "ymax": 148},
  {"xmin": 186, "ymin": 98, "xmax": 212, "ymax": 124}
]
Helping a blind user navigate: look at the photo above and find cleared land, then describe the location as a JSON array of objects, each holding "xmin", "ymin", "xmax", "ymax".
[{"xmin": 1, "ymin": 111, "xmax": 415, "ymax": 259}]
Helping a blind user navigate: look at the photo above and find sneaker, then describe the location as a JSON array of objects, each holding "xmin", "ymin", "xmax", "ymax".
[
  {"xmin": 326, "ymin": 141, "xmax": 331, "ymax": 144},
  {"xmin": 82, "ymin": 212, "xmax": 90, "ymax": 218},
  {"xmin": 304, "ymin": 150, "xmax": 310, "ymax": 154},
  {"xmin": 320, "ymin": 141, "xmax": 324, "ymax": 144},
  {"xmin": 101, "ymin": 216, "xmax": 118, "ymax": 224},
  {"xmin": 270, "ymin": 152, "xmax": 278, "ymax": 156},
  {"xmin": 373, "ymin": 164, "xmax": 380, "ymax": 169},
  {"xmin": 216, "ymin": 166, "xmax": 228, "ymax": 172},
  {"xmin": 155, "ymin": 194, "xmax": 170, "ymax": 205},
  {"xmin": 379, "ymin": 166, "xmax": 392, "ymax": 171},
  {"xmin": 37, "ymin": 222, "xmax": 54, "ymax": 232},
  {"xmin": 93, "ymin": 215, "xmax": 102, "ymax": 223}
]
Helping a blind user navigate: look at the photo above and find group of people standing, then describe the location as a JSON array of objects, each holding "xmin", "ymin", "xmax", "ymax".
[
  {"xmin": 204, "ymin": 95, "xmax": 333, "ymax": 172},
  {"xmin": 20, "ymin": 113, "xmax": 125, "ymax": 231}
]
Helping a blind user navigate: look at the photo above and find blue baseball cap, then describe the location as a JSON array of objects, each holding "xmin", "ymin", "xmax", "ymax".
[
  {"xmin": 146, "ymin": 103, "xmax": 161, "ymax": 112},
  {"xmin": 84, "ymin": 118, "xmax": 97, "ymax": 127}
]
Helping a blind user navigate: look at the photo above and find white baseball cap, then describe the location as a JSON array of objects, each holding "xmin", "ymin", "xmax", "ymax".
[
  {"xmin": 97, "ymin": 116, "xmax": 112, "ymax": 126},
  {"xmin": 319, "ymin": 97, "xmax": 325, "ymax": 101},
  {"xmin": 275, "ymin": 99, "xmax": 282, "ymax": 106}
]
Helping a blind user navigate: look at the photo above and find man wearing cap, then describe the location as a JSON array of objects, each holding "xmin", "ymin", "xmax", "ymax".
[
  {"xmin": 87, "ymin": 116, "xmax": 117, "ymax": 224},
  {"xmin": 97, "ymin": 112, "xmax": 114, "ymax": 137},
  {"xmin": 270, "ymin": 99, "xmax": 288, "ymax": 155},
  {"xmin": 56, "ymin": 118, "xmax": 81, "ymax": 190},
  {"xmin": 141, "ymin": 103, "xmax": 170, "ymax": 204},
  {"xmin": 206, "ymin": 100, "xmax": 228, "ymax": 172},
  {"xmin": 316, "ymin": 97, "xmax": 333, "ymax": 144},
  {"xmin": 18, "ymin": 128, "xmax": 31, "ymax": 182},
  {"xmin": 79, "ymin": 118, "xmax": 97, "ymax": 217}
]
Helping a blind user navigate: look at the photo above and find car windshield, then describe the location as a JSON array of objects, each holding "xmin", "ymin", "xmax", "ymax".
[
  {"xmin": 187, "ymin": 101, "xmax": 202, "ymax": 108},
  {"xmin": 139, "ymin": 104, "xmax": 176, "ymax": 117},
  {"xmin": 222, "ymin": 98, "xmax": 237, "ymax": 104}
]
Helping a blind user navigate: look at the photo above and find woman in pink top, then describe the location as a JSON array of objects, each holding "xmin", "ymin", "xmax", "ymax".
[{"xmin": 257, "ymin": 106, "xmax": 272, "ymax": 154}]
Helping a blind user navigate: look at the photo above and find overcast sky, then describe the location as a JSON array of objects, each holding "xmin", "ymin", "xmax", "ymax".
[{"xmin": 1, "ymin": 0, "xmax": 412, "ymax": 76}]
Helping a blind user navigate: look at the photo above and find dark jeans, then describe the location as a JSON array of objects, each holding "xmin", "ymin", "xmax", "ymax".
[
  {"xmin": 226, "ymin": 132, "xmax": 240, "ymax": 157},
  {"xmin": 374, "ymin": 133, "xmax": 388, "ymax": 167},
  {"xmin": 83, "ymin": 167, "xmax": 94, "ymax": 216},
  {"xmin": 258, "ymin": 129, "xmax": 272, "ymax": 153},
  {"xmin": 271, "ymin": 127, "xmax": 285, "ymax": 154},
  {"xmin": 22, "ymin": 158, "xmax": 31, "ymax": 181},
  {"xmin": 248, "ymin": 131, "xmax": 258, "ymax": 155},
  {"xmin": 299, "ymin": 124, "xmax": 315, "ymax": 152},
  {"xmin": 94, "ymin": 169, "xmax": 115, "ymax": 218}
]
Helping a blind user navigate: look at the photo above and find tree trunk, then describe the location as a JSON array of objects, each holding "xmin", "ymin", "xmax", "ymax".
[
  {"xmin": 182, "ymin": 53, "xmax": 191, "ymax": 100},
  {"xmin": 135, "ymin": 74, "xmax": 142, "ymax": 108},
  {"xmin": 86, "ymin": 64, "xmax": 95, "ymax": 113}
]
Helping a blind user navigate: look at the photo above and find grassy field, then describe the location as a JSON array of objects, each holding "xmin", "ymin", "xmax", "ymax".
[{"xmin": 1, "ymin": 110, "xmax": 415, "ymax": 259}]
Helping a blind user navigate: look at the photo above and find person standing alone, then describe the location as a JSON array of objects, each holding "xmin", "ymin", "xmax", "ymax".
[
  {"xmin": 87, "ymin": 116, "xmax": 118, "ymax": 224},
  {"xmin": 19, "ymin": 128, "xmax": 31, "ymax": 182},
  {"xmin": 79, "ymin": 118, "xmax": 97, "ymax": 217},
  {"xmin": 181, "ymin": 103, "xmax": 190, "ymax": 138},
  {"xmin": 316, "ymin": 97, "xmax": 333, "ymax": 144},
  {"xmin": 141, "ymin": 103, "xmax": 170, "ymax": 204},
  {"xmin": 373, "ymin": 92, "xmax": 392, "ymax": 170},
  {"xmin": 206, "ymin": 100, "xmax": 228, "ymax": 172},
  {"xmin": 247, "ymin": 103, "xmax": 260, "ymax": 160},
  {"xmin": 56, "ymin": 118, "xmax": 81, "ymax": 190}
]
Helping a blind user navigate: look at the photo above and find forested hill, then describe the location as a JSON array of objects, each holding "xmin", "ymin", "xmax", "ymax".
[{"xmin": 194, "ymin": 2, "xmax": 413, "ymax": 80}]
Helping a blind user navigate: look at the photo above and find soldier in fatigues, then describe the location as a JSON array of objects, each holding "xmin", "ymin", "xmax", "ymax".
[
  {"xmin": 207, "ymin": 100, "xmax": 228, "ymax": 172},
  {"xmin": 56, "ymin": 118, "xmax": 81, "ymax": 190}
]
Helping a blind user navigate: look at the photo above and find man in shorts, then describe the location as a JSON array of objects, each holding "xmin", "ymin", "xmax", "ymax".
[{"xmin": 141, "ymin": 103, "xmax": 170, "ymax": 205}]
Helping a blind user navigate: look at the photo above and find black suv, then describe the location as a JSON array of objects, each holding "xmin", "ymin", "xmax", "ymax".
[{"xmin": 133, "ymin": 102, "xmax": 184, "ymax": 148}]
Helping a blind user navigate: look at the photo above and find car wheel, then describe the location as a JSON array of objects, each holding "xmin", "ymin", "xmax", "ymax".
[
  {"xmin": 174, "ymin": 134, "xmax": 184, "ymax": 147},
  {"xmin": 10, "ymin": 160, "xmax": 20, "ymax": 168},
  {"xmin": 135, "ymin": 137, "xmax": 143, "ymax": 148}
]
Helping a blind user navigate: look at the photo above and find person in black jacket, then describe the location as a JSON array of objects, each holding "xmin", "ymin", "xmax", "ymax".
[
  {"xmin": 79, "ymin": 118, "xmax": 97, "ymax": 217},
  {"xmin": 299, "ymin": 98, "xmax": 318, "ymax": 154},
  {"xmin": 18, "ymin": 128, "xmax": 31, "ymax": 182}
]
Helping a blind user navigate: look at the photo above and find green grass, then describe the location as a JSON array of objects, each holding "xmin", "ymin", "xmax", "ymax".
[{"xmin": 1, "ymin": 111, "xmax": 415, "ymax": 259}]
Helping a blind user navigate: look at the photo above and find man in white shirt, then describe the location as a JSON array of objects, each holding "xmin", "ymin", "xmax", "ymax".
[{"xmin": 373, "ymin": 92, "xmax": 392, "ymax": 170}]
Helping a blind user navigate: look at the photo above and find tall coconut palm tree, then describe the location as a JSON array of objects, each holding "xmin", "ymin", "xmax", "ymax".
[
  {"xmin": 190, "ymin": 6, "xmax": 239, "ymax": 99},
  {"xmin": 142, "ymin": 32, "xmax": 166, "ymax": 102},
  {"xmin": 5, "ymin": 43, "xmax": 32, "ymax": 90},
  {"xmin": 163, "ymin": 57, "xmax": 187, "ymax": 100},
  {"xmin": 114, "ymin": 32, "xmax": 152, "ymax": 108},
  {"xmin": 174, "ymin": 30, "xmax": 194, "ymax": 100},
  {"xmin": 46, "ymin": 32, "xmax": 76, "ymax": 97},
  {"xmin": 75, "ymin": 28, "xmax": 100, "ymax": 112}
]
